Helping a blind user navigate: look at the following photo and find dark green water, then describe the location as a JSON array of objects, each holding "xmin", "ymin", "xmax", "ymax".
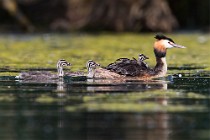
[{"xmin": 0, "ymin": 70, "xmax": 209, "ymax": 140}]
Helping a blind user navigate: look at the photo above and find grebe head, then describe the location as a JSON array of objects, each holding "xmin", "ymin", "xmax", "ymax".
[
  {"xmin": 86, "ymin": 60, "xmax": 100, "ymax": 78},
  {"xmin": 138, "ymin": 54, "xmax": 149, "ymax": 62},
  {"xmin": 154, "ymin": 34, "xmax": 185, "ymax": 58},
  {"xmin": 86, "ymin": 60, "xmax": 100, "ymax": 69},
  {"xmin": 154, "ymin": 34, "xmax": 185, "ymax": 49},
  {"xmin": 57, "ymin": 59, "xmax": 71, "ymax": 77}
]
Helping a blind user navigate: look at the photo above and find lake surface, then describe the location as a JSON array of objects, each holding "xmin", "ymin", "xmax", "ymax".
[
  {"xmin": 0, "ymin": 33, "xmax": 209, "ymax": 140},
  {"xmin": 0, "ymin": 69, "xmax": 209, "ymax": 140}
]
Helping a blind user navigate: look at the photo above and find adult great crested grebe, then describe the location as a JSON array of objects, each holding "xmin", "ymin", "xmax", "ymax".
[{"xmin": 89, "ymin": 34, "xmax": 186, "ymax": 80}]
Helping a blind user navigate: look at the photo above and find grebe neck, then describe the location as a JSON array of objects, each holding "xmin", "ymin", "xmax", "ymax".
[
  {"xmin": 57, "ymin": 66, "xmax": 64, "ymax": 77},
  {"xmin": 87, "ymin": 67, "xmax": 95, "ymax": 78},
  {"xmin": 154, "ymin": 57, "xmax": 167, "ymax": 75},
  {"xmin": 153, "ymin": 49, "xmax": 167, "ymax": 77}
]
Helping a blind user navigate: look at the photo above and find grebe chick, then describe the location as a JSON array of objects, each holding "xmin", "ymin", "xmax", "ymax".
[
  {"xmin": 93, "ymin": 34, "xmax": 186, "ymax": 80},
  {"xmin": 86, "ymin": 60, "xmax": 124, "ymax": 79},
  {"xmin": 86, "ymin": 60, "xmax": 100, "ymax": 78},
  {"xmin": 16, "ymin": 59, "xmax": 71, "ymax": 80},
  {"xmin": 137, "ymin": 54, "xmax": 149, "ymax": 67},
  {"xmin": 138, "ymin": 54, "xmax": 149, "ymax": 61}
]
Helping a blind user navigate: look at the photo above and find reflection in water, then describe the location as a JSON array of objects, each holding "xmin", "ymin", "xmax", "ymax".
[
  {"xmin": 56, "ymin": 79, "xmax": 65, "ymax": 92},
  {"xmin": 55, "ymin": 79, "xmax": 67, "ymax": 129},
  {"xmin": 0, "ymin": 75, "xmax": 209, "ymax": 140},
  {"xmin": 86, "ymin": 79, "xmax": 168, "ymax": 92},
  {"xmin": 0, "ymin": 111, "xmax": 209, "ymax": 140},
  {"xmin": 55, "ymin": 78, "xmax": 67, "ymax": 98},
  {"xmin": 85, "ymin": 113, "xmax": 171, "ymax": 140},
  {"xmin": 84, "ymin": 112, "xmax": 209, "ymax": 140}
]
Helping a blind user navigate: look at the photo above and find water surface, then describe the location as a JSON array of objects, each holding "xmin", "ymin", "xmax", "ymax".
[
  {"xmin": 0, "ymin": 33, "xmax": 209, "ymax": 140},
  {"xmin": 0, "ymin": 69, "xmax": 209, "ymax": 140}
]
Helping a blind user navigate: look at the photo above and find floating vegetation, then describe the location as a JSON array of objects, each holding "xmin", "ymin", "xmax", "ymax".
[
  {"xmin": 35, "ymin": 94, "xmax": 82, "ymax": 103},
  {"xmin": 65, "ymin": 90, "xmax": 209, "ymax": 112},
  {"xmin": 33, "ymin": 90, "xmax": 210, "ymax": 112},
  {"xmin": 65, "ymin": 102, "xmax": 207, "ymax": 112},
  {"xmin": 0, "ymin": 33, "xmax": 209, "ymax": 72},
  {"xmin": 0, "ymin": 94, "xmax": 16, "ymax": 102}
]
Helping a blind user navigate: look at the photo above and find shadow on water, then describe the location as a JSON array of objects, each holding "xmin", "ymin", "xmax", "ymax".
[{"xmin": 0, "ymin": 69, "xmax": 209, "ymax": 140}]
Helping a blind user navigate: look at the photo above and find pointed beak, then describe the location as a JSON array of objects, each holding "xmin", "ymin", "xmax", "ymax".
[
  {"xmin": 68, "ymin": 63, "xmax": 72, "ymax": 66},
  {"xmin": 169, "ymin": 42, "xmax": 186, "ymax": 48}
]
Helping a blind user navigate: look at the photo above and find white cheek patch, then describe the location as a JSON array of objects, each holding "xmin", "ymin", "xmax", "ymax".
[{"xmin": 162, "ymin": 40, "xmax": 174, "ymax": 48}]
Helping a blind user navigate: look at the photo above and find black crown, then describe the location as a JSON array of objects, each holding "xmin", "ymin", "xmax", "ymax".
[{"xmin": 154, "ymin": 33, "xmax": 175, "ymax": 43}]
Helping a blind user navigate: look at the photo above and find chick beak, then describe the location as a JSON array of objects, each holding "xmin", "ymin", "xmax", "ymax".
[
  {"xmin": 145, "ymin": 56, "xmax": 149, "ymax": 59},
  {"xmin": 169, "ymin": 42, "xmax": 186, "ymax": 48}
]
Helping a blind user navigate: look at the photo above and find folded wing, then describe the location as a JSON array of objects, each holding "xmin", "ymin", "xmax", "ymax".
[{"xmin": 106, "ymin": 56, "xmax": 149, "ymax": 76}]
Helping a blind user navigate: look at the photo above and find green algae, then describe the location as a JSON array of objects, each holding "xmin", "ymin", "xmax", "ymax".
[
  {"xmin": 81, "ymin": 90, "xmax": 209, "ymax": 103},
  {"xmin": 35, "ymin": 94, "xmax": 82, "ymax": 103},
  {"xmin": 0, "ymin": 33, "xmax": 209, "ymax": 72},
  {"xmin": 0, "ymin": 94, "xmax": 16, "ymax": 102},
  {"xmin": 35, "ymin": 95, "xmax": 57, "ymax": 103},
  {"xmin": 65, "ymin": 91, "xmax": 208, "ymax": 112},
  {"xmin": 0, "ymin": 72, "xmax": 18, "ymax": 76},
  {"xmin": 34, "ymin": 90, "xmax": 209, "ymax": 112},
  {"xmin": 65, "ymin": 102, "xmax": 207, "ymax": 112}
]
